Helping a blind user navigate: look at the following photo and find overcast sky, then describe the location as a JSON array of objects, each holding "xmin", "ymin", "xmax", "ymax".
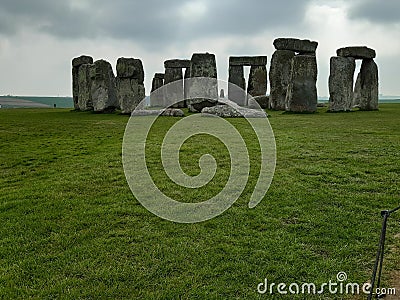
[{"xmin": 0, "ymin": 0, "xmax": 399, "ymax": 97}]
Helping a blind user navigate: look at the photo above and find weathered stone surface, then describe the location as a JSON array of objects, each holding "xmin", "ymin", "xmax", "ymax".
[
  {"xmin": 164, "ymin": 67, "xmax": 184, "ymax": 108},
  {"xmin": 117, "ymin": 78, "xmax": 145, "ymax": 114},
  {"xmin": 72, "ymin": 55, "xmax": 93, "ymax": 110},
  {"xmin": 150, "ymin": 73, "xmax": 164, "ymax": 107},
  {"xmin": 228, "ymin": 65, "xmax": 246, "ymax": 106},
  {"xmin": 90, "ymin": 59, "xmax": 118, "ymax": 113},
  {"xmin": 183, "ymin": 67, "xmax": 191, "ymax": 107},
  {"xmin": 357, "ymin": 59, "xmax": 379, "ymax": 110},
  {"xmin": 248, "ymin": 95, "xmax": 269, "ymax": 109},
  {"xmin": 353, "ymin": 72, "xmax": 362, "ymax": 107},
  {"xmin": 115, "ymin": 57, "xmax": 146, "ymax": 113},
  {"xmin": 201, "ymin": 104, "xmax": 267, "ymax": 118},
  {"xmin": 190, "ymin": 53, "xmax": 217, "ymax": 78},
  {"xmin": 131, "ymin": 108, "xmax": 184, "ymax": 117},
  {"xmin": 151, "ymin": 74, "xmax": 164, "ymax": 92},
  {"xmin": 273, "ymin": 38, "xmax": 318, "ymax": 53},
  {"xmin": 164, "ymin": 59, "xmax": 191, "ymax": 69},
  {"xmin": 72, "ymin": 68, "xmax": 80, "ymax": 110},
  {"xmin": 116, "ymin": 57, "xmax": 144, "ymax": 82},
  {"xmin": 184, "ymin": 67, "xmax": 191, "ymax": 79},
  {"xmin": 337, "ymin": 46, "xmax": 376, "ymax": 59},
  {"xmin": 77, "ymin": 64, "xmax": 93, "ymax": 111},
  {"xmin": 72, "ymin": 55, "xmax": 93, "ymax": 68},
  {"xmin": 286, "ymin": 55, "xmax": 318, "ymax": 113},
  {"xmin": 220, "ymin": 89, "xmax": 225, "ymax": 98},
  {"xmin": 328, "ymin": 56, "xmax": 356, "ymax": 112},
  {"xmin": 229, "ymin": 56, "xmax": 268, "ymax": 66},
  {"xmin": 269, "ymin": 50, "xmax": 295, "ymax": 110},
  {"xmin": 247, "ymin": 65, "xmax": 267, "ymax": 97},
  {"xmin": 187, "ymin": 53, "xmax": 218, "ymax": 112}
]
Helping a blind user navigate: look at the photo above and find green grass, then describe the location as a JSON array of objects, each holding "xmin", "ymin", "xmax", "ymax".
[{"xmin": 0, "ymin": 106, "xmax": 399, "ymax": 299}]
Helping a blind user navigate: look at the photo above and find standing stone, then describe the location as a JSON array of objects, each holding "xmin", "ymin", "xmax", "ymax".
[
  {"xmin": 116, "ymin": 78, "xmax": 145, "ymax": 114},
  {"xmin": 187, "ymin": 53, "xmax": 218, "ymax": 112},
  {"xmin": 116, "ymin": 57, "xmax": 144, "ymax": 82},
  {"xmin": 357, "ymin": 59, "xmax": 379, "ymax": 111},
  {"xmin": 247, "ymin": 65, "xmax": 267, "ymax": 97},
  {"xmin": 353, "ymin": 72, "xmax": 362, "ymax": 107},
  {"xmin": 269, "ymin": 50, "xmax": 295, "ymax": 110},
  {"xmin": 77, "ymin": 64, "xmax": 94, "ymax": 111},
  {"xmin": 150, "ymin": 73, "xmax": 164, "ymax": 107},
  {"xmin": 228, "ymin": 65, "xmax": 246, "ymax": 106},
  {"xmin": 286, "ymin": 55, "xmax": 318, "ymax": 113},
  {"xmin": 328, "ymin": 56, "xmax": 356, "ymax": 112},
  {"xmin": 90, "ymin": 59, "xmax": 118, "ymax": 113},
  {"xmin": 183, "ymin": 67, "xmax": 191, "ymax": 107},
  {"xmin": 116, "ymin": 57, "xmax": 145, "ymax": 114},
  {"xmin": 164, "ymin": 67, "xmax": 184, "ymax": 108},
  {"xmin": 72, "ymin": 55, "xmax": 93, "ymax": 110}
]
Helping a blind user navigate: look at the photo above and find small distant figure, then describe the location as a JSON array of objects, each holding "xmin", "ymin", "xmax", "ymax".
[
  {"xmin": 220, "ymin": 88, "xmax": 225, "ymax": 98},
  {"xmin": 53, "ymin": 103, "xmax": 56, "ymax": 108}
]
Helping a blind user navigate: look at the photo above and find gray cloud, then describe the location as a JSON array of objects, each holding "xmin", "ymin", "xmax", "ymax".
[
  {"xmin": 0, "ymin": 0, "xmax": 311, "ymax": 47},
  {"xmin": 348, "ymin": 0, "xmax": 400, "ymax": 24}
]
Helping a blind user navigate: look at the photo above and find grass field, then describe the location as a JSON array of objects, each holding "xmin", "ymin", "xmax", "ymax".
[{"xmin": 0, "ymin": 105, "xmax": 399, "ymax": 299}]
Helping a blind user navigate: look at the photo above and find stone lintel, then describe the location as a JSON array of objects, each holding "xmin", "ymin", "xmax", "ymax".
[
  {"xmin": 229, "ymin": 56, "xmax": 268, "ymax": 66},
  {"xmin": 164, "ymin": 59, "xmax": 191, "ymax": 68},
  {"xmin": 336, "ymin": 46, "xmax": 376, "ymax": 59}
]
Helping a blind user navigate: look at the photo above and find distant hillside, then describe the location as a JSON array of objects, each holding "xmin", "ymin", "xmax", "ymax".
[
  {"xmin": 0, "ymin": 96, "xmax": 73, "ymax": 108},
  {"xmin": 1, "ymin": 95, "xmax": 399, "ymax": 109}
]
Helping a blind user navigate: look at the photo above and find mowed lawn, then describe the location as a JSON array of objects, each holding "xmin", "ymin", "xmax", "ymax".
[{"xmin": 0, "ymin": 105, "xmax": 399, "ymax": 299}]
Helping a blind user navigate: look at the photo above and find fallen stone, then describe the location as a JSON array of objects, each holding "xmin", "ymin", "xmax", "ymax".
[
  {"xmin": 286, "ymin": 55, "xmax": 318, "ymax": 113},
  {"xmin": 201, "ymin": 104, "xmax": 266, "ymax": 118},
  {"xmin": 269, "ymin": 50, "xmax": 295, "ymax": 110},
  {"xmin": 131, "ymin": 108, "xmax": 184, "ymax": 117},
  {"xmin": 328, "ymin": 56, "xmax": 356, "ymax": 112},
  {"xmin": 273, "ymin": 38, "xmax": 318, "ymax": 53},
  {"xmin": 337, "ymin": 46, "xmax": 376, "ymax": 59},
  {"xmin": 116, "ymin": 57, "xmax": 144, "ymax": 82}
]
